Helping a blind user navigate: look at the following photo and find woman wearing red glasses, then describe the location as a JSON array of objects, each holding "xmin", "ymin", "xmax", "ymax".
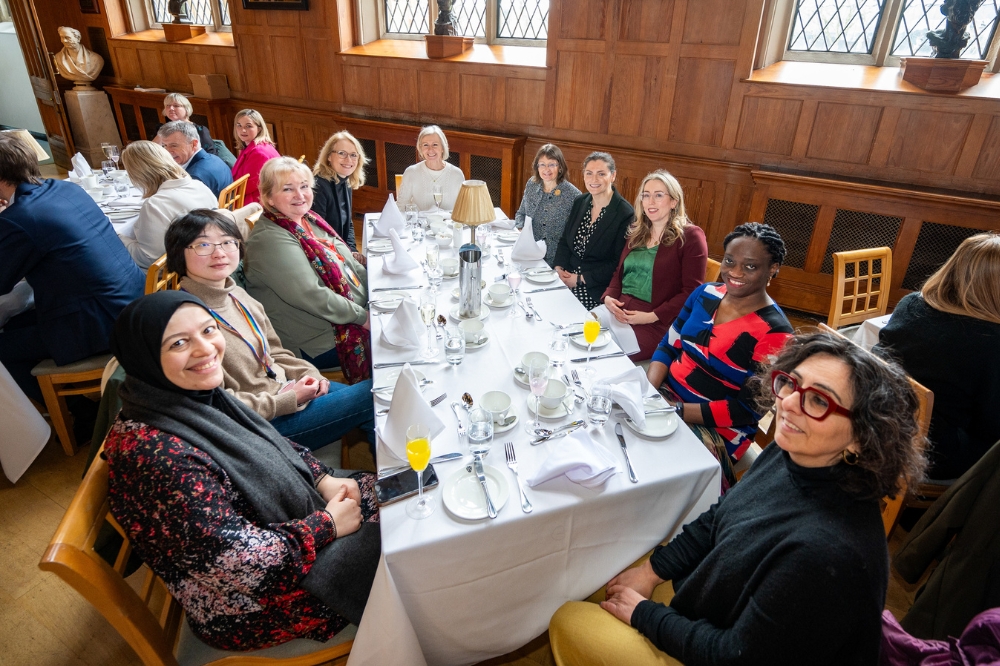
[{"xmin": 550, "ymin": 332, "xmax": 928, "ymax": 666}]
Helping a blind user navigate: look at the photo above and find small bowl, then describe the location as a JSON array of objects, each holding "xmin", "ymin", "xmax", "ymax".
[
  {"xmin": 540, "ymin": 379, "xmax": 568, "ymax": 410},
  {"xmin": 435, "ymin": 231, "xmax": 454, "ymax": 247},
  {"xmin": 481, "ymin": 390, "xmax": 511, "ymax": 423},
  {"xmin": 459, "ymin": 319, "xmax": 485, "ymax": 343}
]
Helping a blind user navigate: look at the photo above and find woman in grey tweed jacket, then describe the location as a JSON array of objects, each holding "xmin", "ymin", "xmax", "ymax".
[{"xmin": 514, "ymin": 144, "xmax": 582, "ymax": 267}]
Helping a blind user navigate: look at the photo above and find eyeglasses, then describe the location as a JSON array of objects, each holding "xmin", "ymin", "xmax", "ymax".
[
  {"xmin": 771, "ymin": 370, "xmax": 851, "ymax": 421},
  {"xmin": 187, "ymin": 240, "xmax": 240, "ymax": 256},
  {"xmin": 640, "ymin": 192, "xmax": 671, "ymax": 202},
  {"xmin": 334, "ymin": 150, "xmax": 360, "ymax": 161},
  {"xmin": 537, "ymin": 161, "xmax": 560, "ymax": 170}
]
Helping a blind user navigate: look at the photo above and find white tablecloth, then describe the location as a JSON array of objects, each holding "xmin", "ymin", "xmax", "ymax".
[
  {"xmin": 348, "ymin": 214, "xmax": 721, "ymax": 666},
  {"xmin": 855, "ymin": 314, "xmax": 892, "ymax": 351},
  {"xmin": 0, "ymin": 361, "xmax": 50, "ymax": 483}
]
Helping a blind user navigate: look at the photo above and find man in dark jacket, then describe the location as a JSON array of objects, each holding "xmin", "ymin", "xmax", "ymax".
[
  {"xmin": 156, "ymin": 120, "xmax": 232, "ymax": 198},
  {"xmin": 0, "ymin": 132, "xmax": 145, "ymax": 402}
]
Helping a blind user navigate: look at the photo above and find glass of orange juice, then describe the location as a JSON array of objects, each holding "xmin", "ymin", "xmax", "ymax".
[
  {"xmin": 581, "ymin": 316, "xmax": 601, "ymax": 379},
  {"xmin": 406, "ymin": 424, "xmax": 434, "ymax": 519}
]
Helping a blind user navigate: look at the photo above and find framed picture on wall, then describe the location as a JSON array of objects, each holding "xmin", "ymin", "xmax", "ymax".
[
  {"xmin": 79, "ymin": 0, "xmax": 100, "ymax": 13},
  {"xmin": 242, "ymin": 0, "xmax": 308, "ymax": 9}
]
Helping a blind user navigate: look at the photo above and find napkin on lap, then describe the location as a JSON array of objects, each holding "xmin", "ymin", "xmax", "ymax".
[
  {"xmin": 379, "ymin": 299, "xmax": 424, "ymax": 349},
  {"xmin": 510, "ymin": 217, "xmax": 546, "ymax": 262},
  {"xmin": 375, "ymin": 364, "xmax": 447, "ymax": 467},
  {"xmin": 601, "ymin": 366, "xmax": 656, "ymax": 428},
  {"xmin": 591, "ymin": 304, "xmax": 640, "ymax": 356},
  {"xmin": 374, "ymin": 194, "xmax": 406, "ymax": 237},
  {"xmin": 383, "ymin": 229, "xmax": 419, "ymax": 274},
  {"xmin": 526, "ymin": 430, "xmax": 618, "ymax": 489}
]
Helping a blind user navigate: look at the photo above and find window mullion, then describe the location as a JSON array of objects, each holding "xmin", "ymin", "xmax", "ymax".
[
  {"xmin": 872, "ymin": 0, "xmax": 904, "ymax": 66},
  {"xmin": 486, "ymin": 0, "xmax": 497, "ymax": 44},
  {"xmin": 429, "ymin": 0, "xmax": 438, "ymax": 32}
]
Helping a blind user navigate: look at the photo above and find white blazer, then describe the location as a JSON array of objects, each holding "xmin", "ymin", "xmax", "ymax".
[{"xmin": 121, "ymin": 176, "xmax": 218, "ymax": 269}]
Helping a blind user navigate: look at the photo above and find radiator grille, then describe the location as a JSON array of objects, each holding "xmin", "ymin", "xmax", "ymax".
[
  {"xmin": 820, "ymin": 210, "xmax": 902, "ymax": 274},
  {"xmin": 902, "ymin": 222, "xmax": 983, "ymax": 290},
  {"xmin": 385, "ymin": 142, "xmax": 416, "ymax": 198},
  {"xmin": 760, "ymin": 199, "xmax": 819, "ymax": 269},
  {"xmin": 470, "ymin": 154, "xmax": 502, "ymax": 206},
  {"xmin": 140, "ymin": 107, "xmax": 161, "ymax": 142}
]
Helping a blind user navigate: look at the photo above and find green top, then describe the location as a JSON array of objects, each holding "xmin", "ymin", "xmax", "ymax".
[{"xmin": 621, "ymin": 245, "xmax": 658, "ymax": 302}]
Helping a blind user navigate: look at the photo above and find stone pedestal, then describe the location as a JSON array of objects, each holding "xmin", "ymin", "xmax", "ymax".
[{"xmin": 64, "ymin": 90, "xmax": 122, "ymax": 168}]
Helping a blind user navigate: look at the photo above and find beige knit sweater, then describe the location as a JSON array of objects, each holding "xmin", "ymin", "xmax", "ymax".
[{"xmin": 181, "ymin": 277, "xmax": 324, "ymax": 420}]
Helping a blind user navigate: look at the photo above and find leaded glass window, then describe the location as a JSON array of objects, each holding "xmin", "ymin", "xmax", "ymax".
[
  {"xmin": 382, "ymin": 0, "xmax": 547, "ymax": 44},
  {"xmin": 453, "ymin": 0, "xmax": 486, "ymax": 38},
  {"xmin": 385, "ymin": 0, "xmax": 430, "ymax": 34},
  {"xmin": 788, "ymin": 0, "xmax": 887, "ymax": 54},
  {"xmin": 150, "ymin": 0, "xmax": 231, "ymax": 28},
  {"xmin": 891, "ymin": 0, "xmax": 1000, "ymax": 59},
  {"xmin": 497, "ymin": 0, "xmax": 549, "ymax": 39}
]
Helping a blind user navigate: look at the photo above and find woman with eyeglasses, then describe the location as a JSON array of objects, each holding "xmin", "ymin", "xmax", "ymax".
[
  {"xmin": 602, "ymin": 170, "xmax": 707, "ymax": 362},
  {"xmin": 311, "ymin": 131, "xmax": 368, "ymax": 253},
  {"xmin": 550, "ymin": 332, "xmax": 928, "ymax": 666},
  {"xmin": 646, "ymin": 223, "xmax": 793, "ymax": 490},
  {"xmin": 514, "ymin": 144, "xmax": 581, "ymax": 267},
  {"xmin": 165, "ymin": 209, "xmax": 375, "ymax": 451}
]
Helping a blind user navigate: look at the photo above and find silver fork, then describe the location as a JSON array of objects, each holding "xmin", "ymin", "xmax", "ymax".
[
  {"xmin": 571, "ymin": 368, "xmax": 584, "ymax": 390},
  {"xmin": 525, "ymin": 296, "xmax": 543, "ymax": 321},
  {"xmin": 451, "ymin": 402, "xmax": 467, "ymax": 440},
  {"xmin": 497, "ymin": 249, "xmax": 505, "ymax": 267},
  {"xmin": 505, "ymin": 442, "xmax": 532, "ymax": 513},
  {"xmin": 376, "ymin": 392, "xmax": 447, "ymax": 416},
  {"xmin": 517, "ymin": 300, "xmax": 533, "ymax": 320}
]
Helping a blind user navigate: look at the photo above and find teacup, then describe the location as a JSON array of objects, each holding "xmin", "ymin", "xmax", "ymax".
[
  {"xmin": 86, "ymin": 188, "xmax": 105, "ymax": 202},
  {"xmin": 440, "ymin": 257, "xmax": 459, "ymax": 276},
  {"xmin": 427, "ymin": 214, "xmax": 445, "ymax": 228},
  {"xmin": 518, "ymin": 351, "xmax": 549, "ymax": 375},
  {"xmin": 81, "ymin": 174, "xmax": 98, "ymax": 190},
  {"xmin": 539, "ymin": 379, "xmax": 568, "ymax": 410},
  {"xmin": 459, "ymin": 319, "xmax": 485, "ymax": 344},
  {"xmin": 481, "ymin": 390, "xmax": 512, "ymax": 424},
  {"xmin": 488, "ymin": 283, "xmax": 511, "ymax": 304},
  {"xmin": 110, "ymin": 169, "xmax": 128, "ymax": 179}
]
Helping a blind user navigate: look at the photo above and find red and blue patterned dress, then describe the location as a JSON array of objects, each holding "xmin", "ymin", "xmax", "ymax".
[
  {"xmin": 652, "ymin": 283, "xmax": 793, "ymax": 462},
  {"xmin": 103, "ymin": 418, "xmax": 379, "ymax": 651}
]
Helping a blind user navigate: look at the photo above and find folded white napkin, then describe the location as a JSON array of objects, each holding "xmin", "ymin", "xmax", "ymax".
[
  {"xmin": 490, "ymin": 206, "xmax": 515, "ymax": 230},
  {"xmin": 375, "ymin": 364, "xmax": 447, "ymax": 467},
  {"xmin": 382, "ymin": 229, "xmax": 419, "ymax": 274},
  {"xmin": 374, "ymin": 194, "xmax": 406, "ymax": 238},
  {"xmin": 69, "ymin": 152, "xmax": 92, "ymax": 180},
  {"xmin": 510, "ymin": 217, "xmax": 546, "ymax": 262},
  {"xmin": 591, "ymin": 304, "xmax": 641, "ymax": 356},
  {"xmin": 526, "ymin": 430, "xmax": 619, "ymax": 489},
  {"xmin": 379, "ymin": 298, "xmax": 424, "ymax": 349},
  {"xmin": 601, "ymin": 366, "xmax": 656, "ymax": 428}
]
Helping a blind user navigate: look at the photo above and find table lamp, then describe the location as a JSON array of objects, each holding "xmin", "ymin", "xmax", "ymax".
[
  {"xmin": 452, "ymin": 180, "xmax": 496, "ymax": 319},
  {"xmin": 1, "ymin": 129, "xmax": 49, "ymax": 162}
]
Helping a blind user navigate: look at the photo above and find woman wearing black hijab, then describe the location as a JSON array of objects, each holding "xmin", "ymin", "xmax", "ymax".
[{"xmin": 103, "ymin": 291, "xmax": 380, "ymax": 651}]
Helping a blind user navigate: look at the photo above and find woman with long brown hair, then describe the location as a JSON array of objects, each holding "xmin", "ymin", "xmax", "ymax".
[
  {"xmin": 602, "ymin": 170, "xmax": 707, "ymax": 361},
  {"xmin": 874, "ymin": 232, "xmax": 1000, "ymax": 480}
]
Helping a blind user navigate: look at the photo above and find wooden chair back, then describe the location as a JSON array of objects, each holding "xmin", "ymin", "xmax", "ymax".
[
  {"xmin": 218, "ymin": 174, "xmax": 249, "ymax": 211},
  {"xmin": 705, "ymin": 258, "xmax": 721, "ymax": 283},
  {"xmin": 145, "ymin": 254, "xmax": 179, "ymax": 295},
  {"xmin": 827, "ymin": 247, "xmax": 892, "ymax": 329}
]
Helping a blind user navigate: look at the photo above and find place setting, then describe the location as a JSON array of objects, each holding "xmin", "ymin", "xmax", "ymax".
[
  {"xmin": 441, "ymin": 401, "xmax": 511, "ymax": 521},
  {"xmin": 483, "ymin": 282, "xmax": 516, "ymax": 309},
  {"xmin": 522, "ymin": 266, "xmax": 559, "ymax": 285}
]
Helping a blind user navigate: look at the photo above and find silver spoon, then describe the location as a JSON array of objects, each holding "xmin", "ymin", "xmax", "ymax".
[{"xmin": 532, "ymin": 419, "xmax": 585, "ymax": 439}]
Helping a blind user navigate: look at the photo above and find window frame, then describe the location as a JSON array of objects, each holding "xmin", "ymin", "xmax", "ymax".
[
  {"xmin": 375, "ymin": 0, "xmax": 547, "ymax": 47},
  {"xmin": 138, "ymin": 0, "xmax": 233, "ymax": 33}
]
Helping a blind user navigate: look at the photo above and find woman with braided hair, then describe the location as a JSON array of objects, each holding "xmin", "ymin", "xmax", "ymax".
[{"xmin": 647, "ymin": 222, "xmax": 793, "ymax": 490}]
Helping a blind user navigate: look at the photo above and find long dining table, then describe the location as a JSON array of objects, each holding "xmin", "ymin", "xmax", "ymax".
[{"xmin": 346, "ymin": 213, "xmax": 721, "ymax": 666}]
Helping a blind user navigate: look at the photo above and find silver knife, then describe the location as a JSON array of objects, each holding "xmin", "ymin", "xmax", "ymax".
[
  {"xmin": 378, "ymin": 453, "xmax": 463, "ymax": 478},
  {"xmin": 472, "ymin": 459, "xmax": 498, "ymax": 519},
  {"xmin": 371, "ymin": 286, "xmax": 424, "ymax": 291},
  {"xmin": 615, "ymin": 422, "xmax": 639, "ymax": 483},
  {"xmin": 570, "ymin": 351, "xmax": 626, "ymax": 363},
  {"xmin": 524, "ymin": 286, "xmax": 567, "ymax": 293},
  {"xmin": 373, "ymin": 360, "xmax": 440, "ymax": 369}
]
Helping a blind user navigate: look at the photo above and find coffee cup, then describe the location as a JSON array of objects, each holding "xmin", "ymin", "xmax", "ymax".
[
  {"xmin": 86, "ymin": 188, "xmax": 105, "ymax": 202},
  {"xmin": 81, "ymin": 173, "xmax": 98, "ymax": 190},
  {"xmin": 518, "ymin": 351, "xmax": 549, "ymax": 375},
  {"xmin": 459, "ymin": 319, "xmax": 485, "ymax": 344},
  {"xmin": 427, "ymin": 213, "xmax": 445, "ymax": 227},
  {"xmin": 540, "ymin": 379, "xmax": 568, "ymax": 410},
  {"xmin": 488, "ymin": 283, "xmax": 511, "ymax": 304},
  {"xmin": 481, "ymin": 391, "xmax": 511, "ymax": 423},
  {"xmin": 441, "ymin": 257, "xmax": 459, "ymax": 276}
]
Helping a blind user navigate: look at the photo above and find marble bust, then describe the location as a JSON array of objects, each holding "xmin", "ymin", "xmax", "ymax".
[{"xmin": 52, "ymin": 27, "xmax": 103, "ymax": 91}]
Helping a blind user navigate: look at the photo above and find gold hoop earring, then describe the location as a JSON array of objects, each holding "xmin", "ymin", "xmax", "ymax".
[{"xmin": 842, "ymin": 450, "xmax": 859, "ymax": 465}]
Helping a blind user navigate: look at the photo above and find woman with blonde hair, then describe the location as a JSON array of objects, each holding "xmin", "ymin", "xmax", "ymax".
[
  {"xmin": 245, "ymin": 157, "xmax": 370, "ymax": 384},
  {"xmin": 231, "ymin": 109, "xmax": 280, "ymax": 205},
  {"xmin": 119, "ymin": 140, "xmax": 217, "ymax": 269},
  {"xmin": 397, "ymin": 124, "xmax": 465, "ymax": 211},
  {"xmin": 161, "ymin": 92, "xmax": 218, "ymax": 157},
  {"xmin": 600, "ymin": 170, "xmax": 707, "ymax": 360},
  {"xmin": 311, "ymin": 131, "xmax": 368, "ymax": 252},
  {"xmin": 874, "ymin": 233, "xmax": 1000, "ymax": 480}
]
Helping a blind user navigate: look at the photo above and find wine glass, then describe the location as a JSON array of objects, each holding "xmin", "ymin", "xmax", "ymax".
[
  {"xmin": 507, "ymin": 264, "xmax": 522, "ymax": 318},
  {"xmin": 101, "ymin": 160, "xmax": 115, "ymax": 178},
  {"xmin": 404, "ymin": 203, "xmax": 418, "ymax": 232},
  {"xmin": 581, "ymin": 317, "xmax": 601, "ymax": 379},
  {"xmin": 525, "ymin": 357, "xmax": 549, "ymax": 434},
  {"xmin": 405, "ymin": 424, "xmax": 434, "ymax": 519},
  {"xmin": 432, "ymin": 184, "xmax": 443, "ymax": 210},
  {"xmin": 548, "ymin": 329, "xmax": 568, "ymax": 372},
  {"xmin": 419, "ymin": 289, "xmax": 438, "ymax": 359},
  {"xmin": 104, "ymin": 144, "xmax": 120, "ymax": 168}
]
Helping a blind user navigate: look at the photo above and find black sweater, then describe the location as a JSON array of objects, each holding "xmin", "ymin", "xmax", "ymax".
[
  {"xmin": 631, "ymin": 444, "xmax": 888, "ymax": 666},
  {"xmin": 311, "ymin": 175, "xmax": 356, "ymax": 251},
  {"xmin": 873, "ymin": 292, "xmax": 1000, "ymax": 480}
]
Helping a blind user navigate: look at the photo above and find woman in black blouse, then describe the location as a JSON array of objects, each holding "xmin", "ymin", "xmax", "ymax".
[
  {"xmin": 311, "ymin": 131, "xmax": 369, "ymax": 253},
  {"xmin": 554, "ymin": 152, "xmax": 635, "ymax": 310}
]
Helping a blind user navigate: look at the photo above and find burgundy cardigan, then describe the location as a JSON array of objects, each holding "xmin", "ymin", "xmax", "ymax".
[{"xmin": 602, "ymin": 224, "xmax": 708, "ymax": 327}]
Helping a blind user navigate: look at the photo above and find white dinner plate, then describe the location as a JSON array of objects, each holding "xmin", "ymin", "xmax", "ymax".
[
  {"xmin": 370, "ymin": 291, "xmax": 410, "ymax": 312},
  {"xmin": 106, "ymin": 210, "xmax": 137, "ymax": 221},
  {"xmin": 526, "ymin": 395, "xmax": 575, "ymax": 420},
  {"xmin": 569, "ymin": 330, "xmax": 612, "ymax": 350},
  {"xmin": 367, "ymin": 239, "xmax": 394, "ymax": 254},
  {"xmin": 496, "ymin": 231, "xmax": 520, "ymax": 243},
  {"xmin": 450, "ymin": 281, "xmax": 487, "ymax": 300},
  {"xmin": 523, "ymin": 267, "xmax": 558, "ymax": 284},
  {"xmin": 448, "ymin": 304, "xmax": 491, "ymax": 322},
  {"xmin": 442, "ymin": 464, "xmax": 509, "ymax": 520},
  {"xmin": 623, "ymin": 411, "xmax": 679, "ymax": 439},
  {"xmin": 372, "ymin": 369, "xmax": 426, "ymax": 403}
]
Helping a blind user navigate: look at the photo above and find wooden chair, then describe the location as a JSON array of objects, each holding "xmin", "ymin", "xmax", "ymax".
[
  {"xmin": 145, "ymin": 254, "xmax": 180, "ymax": 295},
  {"xmin": 705, "ymin": 258, "xmax": 721, "ymax": 283},
  {"xmin": 245, "ymin": 206, "xmax": 262, "ymax": 232},
  {"xmin": 218, "ymin": 174, "xmax": 249, "ymax": 211},
  {"xmin": 827, "ymin": 248, "xmax": 892, "ymax": 330},
  {"xmin": 31, "ymin": 354, "xmax": 112, "ymax": 455},
  {"xmin": 818, "ymin": 324, "xmax": 934, "ymax": 537},
  {"xmin": 39, "ymin": 448, "xmax": 355, "ymax": 666},
  {"xmin": 298, "ymin": 155, "xmax": 306, "ymax": 163}
]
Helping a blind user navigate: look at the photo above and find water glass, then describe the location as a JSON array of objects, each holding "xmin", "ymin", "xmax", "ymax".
[
  {"xmin": 479, "ymin": 229, "xmax": 492, "ymax": 258},
  {"xmin": 548, "ymin": 331, "xmax": 568, "ymax": 370},
  {"xmin": 586, "ymin": 382, "xmax": 612, "ymax": 428},
  {"xmin": 101, "ymin": 160, "xmax": 115, "ymax": 177},
  {"xmin": 404, "ymin": 204, "xmax": 418, "ymax": 230},
  {"xmin": 445, "ymin": 326, "xmax": 466, "ymax": 366},
  {"xmin": 412, "ymin": 223, "xmax": 425, "ymax": 243},
  {"xmin": 113, "ymin": 175, "xmax": 129, "ymax": 198},
  {"xmin": 467, "ymin": 407, "xmax": 494, "ymax": 457}
]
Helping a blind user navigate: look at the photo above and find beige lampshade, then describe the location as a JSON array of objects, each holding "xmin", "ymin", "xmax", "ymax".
[
  {"xmin": 451, "ymin": 180, "xmax": 495, "ymax": 226},
  {"xmin": 1, "ymin": 129, "xmax": 49, "ymax": 162}
]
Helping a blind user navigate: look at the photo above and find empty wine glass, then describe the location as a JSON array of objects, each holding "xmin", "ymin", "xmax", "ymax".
[
  {"xmin": 525, "ymin": 357, "xmax": 549, "ymax": 434},
  {"xmin": 104, "ymin": 144, "xmax": 120, "ymax": 168}
]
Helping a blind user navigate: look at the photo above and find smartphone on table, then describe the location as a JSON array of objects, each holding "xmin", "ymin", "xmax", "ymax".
[{"xmin": 374, "ymin": 465, "xmax": 439, "ymax": 506}]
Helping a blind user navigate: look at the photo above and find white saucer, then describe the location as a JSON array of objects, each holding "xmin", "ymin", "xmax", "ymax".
[
  {"xmin": 493, "ymin": 414, "xmax": 519, "ymax": 433},
  {"xmin": 367, "ymin": 239, "xmax": 393, "ymax": 254},
  {"xmin": 484, "ymin": 293, "xmax": 515, "ymax": 308},
  {"xmin": 442, "ymin": 464, "xmax": 509, "ymax": 520},
  {"xmin": 372, "ymin": 369, "xmax": 426, "ymax": 403},
  {"xmin": 623, "ymin": 411, "xmax": 679, "ymax": 439},
  {"xmin": 569, "ymin": 330, "xmax": 612, "ymax": 350},
  {"xmin": 496, "ymin": 231, "xmax": 519, "ymax": 243},
  {"xmin": 448, "ymin": 304, "xmax": 491, "ymax": 322},
  {"xmin": 523, "ymin": 268, "xmax": 558, "ymax": 284},
  {"xmin": 526, "ymin": 395, "xmax": 575, "ymax": 420},
  {"xmin": 513, "ymin": 366, "xmax": 530, "ymax": 389},
  {"xmin": 106, "ymin": 210, "xmax": 136, "ymax": 221},
  {"xmin": 450, "ymin": 281, "xmax": 487, "ymax": 300},
  {"xmin": 370, "ymin": 291, "xmax": 410, "ymax": 312},
  {"xmin": 466, "ymin": 332, "xmax": 490, "ymax": 349}
]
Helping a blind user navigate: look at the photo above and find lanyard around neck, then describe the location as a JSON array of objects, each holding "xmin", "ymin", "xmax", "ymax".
[{"xmin": 184, "ymin": 289, "xmax": 276, "ymax": 379}]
